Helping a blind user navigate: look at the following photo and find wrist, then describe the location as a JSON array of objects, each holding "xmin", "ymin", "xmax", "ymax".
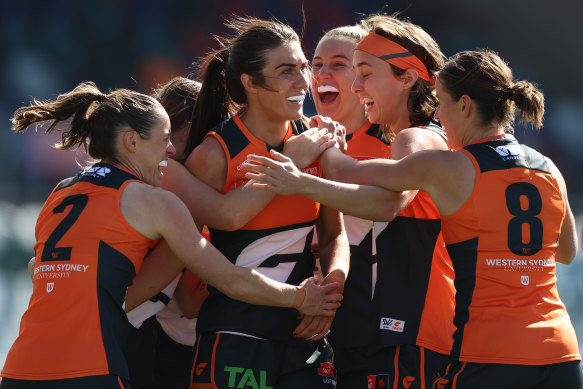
[{"xmin": 292, "ymin": 285, "xmax": 306, "ymax": 309}]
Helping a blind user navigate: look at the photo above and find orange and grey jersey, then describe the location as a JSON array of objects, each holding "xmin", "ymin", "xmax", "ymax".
[
  {"xmin": 372, "ymin": 119, "xmax": 456, "ymax": 355},
  {"xmin": 328, "ymin": 121, "xmax": 391, "ymax": 348},
  {"xmin": 1, "ymin": 163, "xmax": 155, "ymax": 381},
  {"xmin": 441, "ymin": 134, "xmax": 580, "ymax": 365},
  {"xmin": 196, "ymin": 115, "xmax": 320, "ymax": 341}
]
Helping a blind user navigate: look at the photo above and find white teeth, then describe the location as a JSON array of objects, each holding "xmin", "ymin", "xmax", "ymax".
[
  {"xmin": 158, "ymin": 160, "xmax": 168, "ymax": 167},
  {"xmin": 317, "ymin": 85, "xmax": 339, "ymax": 93},
  {"xmin": 363, "ymin": 98, "xmax": 374, "ymax": 104},
  {"xmin": 287, "ymin": 95, "xmax": 305, "ymax": 103}
]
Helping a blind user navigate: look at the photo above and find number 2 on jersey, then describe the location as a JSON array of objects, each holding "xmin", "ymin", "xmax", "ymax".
[
  {"xmin": 41, "ymin": 194, "xmax": 89, "ymax": 262},
  {"xmin": 505, "ymin": 182, "xmax": 543, "ymax": 256}
]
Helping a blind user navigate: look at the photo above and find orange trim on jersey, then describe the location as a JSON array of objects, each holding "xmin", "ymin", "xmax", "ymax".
[
  {"xmin": 393, "ymin": 345, "xmax": 400, "ymax": 389},
  {"xmin": 204, "ymin": 132, "xmax": 232, "ymax": 191},
  {"xmin": 451, "ymin": 362, "xmax": 466, "ymax": 389},
  {"xmin": 356, "ymin": 33, "xmax": 433, "ymax": 84},
  {"xmin": 116, "ymin": 376, "xmax": 125, "ymax": 389},
  {"xmin": 211, "ymin": 334, "xmax": 221, "ymax": 389},
  {"xmin": 466, "ymin": 133, "xmax": 512, "ymax": 146},
  {"xmin": 190, "ymin": 336, "xmax": 202, "ymax": 387},
  {"xmin": 207, "ymin": 116, "xmax": 319, "ymax": 230}
]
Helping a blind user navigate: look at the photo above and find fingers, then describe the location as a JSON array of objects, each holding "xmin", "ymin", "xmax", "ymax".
[
  {"xmin": 295, "ymin": 316, "xmax": 334, "ymax": 341},
  {"xmin": 309, "ymin": 115, "xmax": 325, "ymax": 128},
  {"xmin": 321, "ymin": 281, "xmax": 343, "ymax": 302},
  {"xmin": 245, "ymin": 154, "xmax": 276, "ymax": 167},
  {"xmin": 321, "ymin": 302, "xmax": 341, "ymax": 312},
  {"xmin": 268, "ymin": 149, "xmax": 291, "ymax": 162},
  {"xmin": 293, "ymin": 315, "xmax": 315, "ymax": 337}
]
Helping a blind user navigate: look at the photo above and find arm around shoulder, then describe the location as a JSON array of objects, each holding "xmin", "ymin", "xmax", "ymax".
[{"xmin": 183, "ymin": 137, "xmax": 274, "ymax": 230}]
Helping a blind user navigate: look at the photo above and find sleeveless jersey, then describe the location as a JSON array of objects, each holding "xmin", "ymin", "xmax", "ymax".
[
  {"xmin": 372, "ymin": 119, "xmax": 456, "ymax": 355},
  {"xmin": 328, "ymin": 121, "xmax": 391, "ymax": 348},
  {"xmin": 441, "ymin": 134, "xmax": 580, "ymax": 364},
  {"xmin": 195, "ymin": 115, "xmax": 320, "ymax": 341},
  {"xmin": 1, "ymin": 163, "xmax": 155, "ymax": 381}
]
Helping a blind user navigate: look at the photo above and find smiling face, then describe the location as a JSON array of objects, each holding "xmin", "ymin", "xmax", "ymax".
[
  {"xmin": 311, "ymin": 37, "xmax": 365, "ymax": 132},
  {"xmin": 133, "ymin": 106, "xmax": 175, "ymax": 187},
  {"xmin": 251, "ymin": 41, "xmax": 310, "ymax": 122},
  {"xmin": 351, "ymin": 49, "xmax": 410, "ymax": 127}
]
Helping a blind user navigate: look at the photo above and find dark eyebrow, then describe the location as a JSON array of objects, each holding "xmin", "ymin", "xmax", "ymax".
[
  {"xmin": 275, "ymin": 60, "xmax": 308, "ymax": 70},
  {"xmin": 275, "ymin": 63, "xmax": 297, "ymax": 69},
  {"xmin": 355, "ymin": 61, "xmax": 372, "ymax": 69}
]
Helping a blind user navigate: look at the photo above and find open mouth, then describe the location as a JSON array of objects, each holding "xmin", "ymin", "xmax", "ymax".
[
  {"xmin": 360, "ymin": 97, "xmax": 374, "ymax": 111},
  {"xmin": 317, "ymin": 85, "xmax": 339, "ymax": 104}
]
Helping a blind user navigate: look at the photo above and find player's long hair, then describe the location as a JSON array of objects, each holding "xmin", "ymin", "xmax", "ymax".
[
  {"xmin": 153, "ymin": 77, "xmax": 202, "ymax": 163},
  {"xmin": 11, "ymin": 81, "xmax": 160, "ymax": 163},
  {"xmin": 360, "ymin": 14, "xmax": 446, "ymax": 126},
  {"xmin": 438, "ymin": 50, "xmax": 544, "ymax": 132},
  {"xmin": 184, "ymin": 16, "xmax": 300, "ymax": 157}
]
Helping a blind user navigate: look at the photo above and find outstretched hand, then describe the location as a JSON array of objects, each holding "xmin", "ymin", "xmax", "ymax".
[
  {"xmin": 242, "ymin": 150, "xmax": 307, "ymax": 195},
  {"xmin": 296, "ymin": 276, "xmax": 342, "ymax": 317}
]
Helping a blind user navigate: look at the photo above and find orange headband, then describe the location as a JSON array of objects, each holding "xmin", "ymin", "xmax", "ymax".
[{"xmin": 355, "ymin": 32, "xmax": 434, "ymax": 84}]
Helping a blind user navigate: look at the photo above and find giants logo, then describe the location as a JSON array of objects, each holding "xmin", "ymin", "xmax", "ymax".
[
  {"xmin": 195, "ymin": 362, "xmax": 207, "ymax": 375},
  {"xmin": 379, "ymin": 317, "xmax": 405, "ymax": 332},
  {"xmin": 318, "ymin": 362, "xmax": 335, "ymax": 377},
  {"xmin": 402, "ymin": 376, "xmax": 416, "ymax": 388}
]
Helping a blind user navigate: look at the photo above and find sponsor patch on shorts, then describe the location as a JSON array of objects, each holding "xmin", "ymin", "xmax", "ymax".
[
  {"xmin": 379, "ymin": 317, "xmax": 405, "ymax": 332},
  {"xmin": 368, "ymin": 374, "xmax": 390, "ymax": 388}
]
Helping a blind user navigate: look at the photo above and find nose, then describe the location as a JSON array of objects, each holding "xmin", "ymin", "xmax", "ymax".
[
  {"xmin": 313, "ymin": 63, "xmax": 331, "ymax": 81},
  {"xmin": 167, "ymin": 141, "xmax": 176, "ymax": 158},
  {"xmin": 351, "ymin": 74, "xmax": 363, "ymax": 94},
  {"xmin": 296, "ymin": 68, "xmax": 310, "ymax": 90}
]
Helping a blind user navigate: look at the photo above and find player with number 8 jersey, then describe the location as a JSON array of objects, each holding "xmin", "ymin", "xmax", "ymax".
[
  {"xmin": 441, "ymin": 134, "xmax": 580, "ymax": 364},
  {"xmin": 242, "ymin": 49, "xmax": 582, "ymax": 388}
]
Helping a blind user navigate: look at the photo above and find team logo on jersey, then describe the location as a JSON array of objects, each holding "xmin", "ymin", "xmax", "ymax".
[
  {"xmin": 402, "ymin": 376, "xmax": 416, "ymax": 388},
  {"xmin": 195, "ymin": 362, "xmax": 207, "ymax": 375},
  {"xmin": 495, "ymin": 145, "xmax": 525, "ymax": 161},
  {"xmin": 368, "ymin": 374, "xmax": 390, "ymax": 389},
  {"xmin": 46, "ymin": 282, "xmax": 54, "ymax": 293},
  {"xmin": 82, "ymin": 166, "xmax": 111, "ymax": 178},
  {"xmin": 318, "ymin": 362, "xmax": 335, "ymax": 377},
  {"xmin": 380, "ymin": 317, "xmax": 405, "ymax": 332},
  {"xmin": 521, "ymin": 275, "xmax": 530, "ymax": 285}
]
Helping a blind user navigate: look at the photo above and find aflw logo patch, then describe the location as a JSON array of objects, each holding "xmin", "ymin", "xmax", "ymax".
[
  {"xmin": 380, "ymin": 317, "xmax": 404, "ymax": 332},
  {"xmin": 82, "ymin": 166, "xmax": 111, "ymax": 177},
  {"xmin": 495, "ymin": 145, "xmax": 525, "ymax": 161}
]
